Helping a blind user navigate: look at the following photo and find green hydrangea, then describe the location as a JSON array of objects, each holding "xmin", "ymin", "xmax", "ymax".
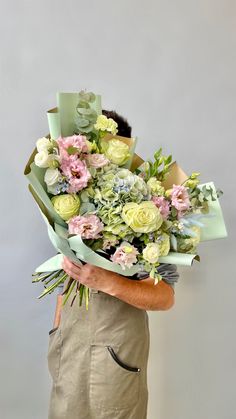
[{"xmin": 94, "ymin": 167, "xmax": 150, "ymax": 205}]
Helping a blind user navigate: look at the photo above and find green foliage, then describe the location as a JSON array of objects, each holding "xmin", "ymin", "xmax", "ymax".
[
  {"xmin": 137, "ymin": 147, "xmax": 173, "ymax": 181},
  {"xmin": 171, "ymin": 206, "xmax": 178, "ymax": 217},
  {"xmin": 189, "ymin": 183, "xmax": 223, "ymax": 213},
  {"xmin": 74, "ymin": 90, "xmax": 99, "ymax": 139}
]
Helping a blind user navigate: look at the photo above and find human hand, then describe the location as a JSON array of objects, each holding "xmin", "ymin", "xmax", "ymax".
[{"xmin": 62, "ymin": 256, "xmax": 111, "ymax": 292}]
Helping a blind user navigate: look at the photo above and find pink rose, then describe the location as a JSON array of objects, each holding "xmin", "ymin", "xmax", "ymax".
[
  {"xmin": 85, "ymin": 153, "xmax": 109, "ymax": 168},
  {"xmin": 152, "ymin": 196, "xmax": 170, "ymax": 220},
  {"xmin": 68, "ymin": 214, "xmax": 104, "ymax": 239}
]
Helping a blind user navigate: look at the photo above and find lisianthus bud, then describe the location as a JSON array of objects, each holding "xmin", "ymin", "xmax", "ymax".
[
  {"xmin": 48, "ymin": 156, "xmax": 60, "ymax": 169},
  {"xmin": 165, "ymin": 188, "xmax": 173, "ymax": 198},
  {"xmin": 185, "ymin": 179, "xmax": 199, "ymax": 188}
]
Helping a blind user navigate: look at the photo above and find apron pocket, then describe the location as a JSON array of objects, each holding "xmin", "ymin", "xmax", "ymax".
[
  {"xmin": 47, "ymin": 327, "xmax": 62, "ymax": 382},
  {"xmin": 90, "ymin": 344, "xmax": 140, "ymax": 410},
  {"xmin": 107, "ymin": 346, "xmax": 141, "ymax": 372},
  {"xmin": 49, "ymin": 326, "xmax": 59, "ymax": 336}
]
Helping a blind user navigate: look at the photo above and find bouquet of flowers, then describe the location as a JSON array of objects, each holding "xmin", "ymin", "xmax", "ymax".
[{"xmin": 24, "ymin": 91, "xmax": 227, "ymax": 308}]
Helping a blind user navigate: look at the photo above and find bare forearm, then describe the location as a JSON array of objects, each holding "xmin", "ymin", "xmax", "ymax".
[
  {"xmin": 102, "ymin": 271, "xmax": 175, "ymax": 311},
  {"xmin": 62, "ymin": 257, "xmax": 175, "ymax": 311}
]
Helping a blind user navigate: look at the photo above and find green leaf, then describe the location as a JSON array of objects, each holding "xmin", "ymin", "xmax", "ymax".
[
  {"xmin": 75, "ymin": 116, "xmax": 90, "ymax": 127},
  {"xmin": 76, "ymin": 100, "xmax": 90, "ymax": 109},
  {"xmin": 165, "ymin": 155, "xmax": 172, "ymax": 165},
  {"xmin": 77, "ymin": 107, "xmax": 95, "ymax": 116},
  {"xmin": 171, "ymin": 206, "xmax": 177, "ymax": 217},
  {"xmin": 67, "ymin": 145, "xmax": 79, "ymax": 155},
  {"xmin": 154, "ymin": 148, "xmax": 162, "ymax": 160},
  {"xmin": 79, "ymin": 91, "xmax": 96, "ymax": 103}
]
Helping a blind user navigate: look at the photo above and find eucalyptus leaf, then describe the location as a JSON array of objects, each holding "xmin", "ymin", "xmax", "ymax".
[
  {"xmin": 76, "ymin": 100, "xmax": 90, "ymax": 109},
  {"xmin": 75, "ymin": 117, "xmax": 90, "ymax": 127},
  {"xmin": 79, "ymin": 91, "xmax": 96, "ymax": 103},
  {"xmin": 77, "ymin": 108, "xmax": 96, "ymax": 117}
]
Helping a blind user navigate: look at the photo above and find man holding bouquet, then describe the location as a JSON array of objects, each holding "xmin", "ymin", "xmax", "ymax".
[{"xmin": 47, "ymin": 111, "xmax": 179, "ymax": 419}]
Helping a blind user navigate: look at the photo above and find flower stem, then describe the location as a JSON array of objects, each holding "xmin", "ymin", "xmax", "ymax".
[
  {"xmin": 62, "ymin": 279, "xmax": 76, "ymax": 306},
  {"xmin": 37, "ymin": 273, "xmax": 68, "ymax": 299}
]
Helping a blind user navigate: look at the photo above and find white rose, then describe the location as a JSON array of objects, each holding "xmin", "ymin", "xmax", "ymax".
[
  {"xmin": 34, "ymin": 150, "xmax": 51, "ymax": 168},
  {"xmin": 143, "ymin": 243, "xmax": 160, "ymax": 263},
  {"xmin": 36, "ymin": 137, "xmax": 52, "ymax": 152},
  {"xmin": 105, "ymin": 139, "xmax": 130, "ymax": 166},
  {"xmin": 44, "ymin": 168, "xmax": 61, "ymax": 186}
]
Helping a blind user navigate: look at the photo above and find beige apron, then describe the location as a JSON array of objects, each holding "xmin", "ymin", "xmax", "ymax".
[{"xmin": 47, "ymin": 278, "xmax": 150, "ymax": 419}]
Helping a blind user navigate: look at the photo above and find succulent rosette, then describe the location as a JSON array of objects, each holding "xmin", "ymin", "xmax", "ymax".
[{"xmin": 25, "ymin": 90, "xmax": 226, "ymax": 308}]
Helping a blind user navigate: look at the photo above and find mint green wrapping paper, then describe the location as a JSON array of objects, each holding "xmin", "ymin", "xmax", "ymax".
[
  {"xmin": 35, "ymin": 254, "xmax": 65, "ymax": 273},
  {"xmin": 159, "ymin": 252, "xmax": 200, "ymax": 265},
  {"xmin": 24, "ymin": 153, "xmax": 66, "ymax": 228},
  {"xmin": 47, "ymin": 108, "xmax": 61, "ymax": 140},
  {"xmin": 197, "ymin": 181, "xmax": 228, "ymax": 241}
]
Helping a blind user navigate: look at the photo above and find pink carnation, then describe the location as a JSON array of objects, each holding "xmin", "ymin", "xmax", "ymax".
[
  {"xmin": 152, "ymin": 196, "xmax": 170, "ymax": 220},
  {"xmin": 110, "ymin": 243, "xmax": 139, "ymax": 270},
  {"xmin": 85, "ymin": 153, "xmax": 109, "ymax": 168},
  {"xmin": 68, "ymin": 214, "xmax": 104, "ymax": 239},
  {"xmin": 170, "ymin": 184, "xmax": 191, "ymax": 218}
]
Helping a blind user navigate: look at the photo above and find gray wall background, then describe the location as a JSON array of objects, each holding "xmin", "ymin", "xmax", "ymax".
[{"xmin": 0, "ymin": 1, "xmax": 235, "ymax": 418}]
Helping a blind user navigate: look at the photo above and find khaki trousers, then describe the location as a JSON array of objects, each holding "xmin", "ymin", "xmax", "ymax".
[{"xmin": 47, "ymin": 279, "xmax": 150, "ymax": 419}]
